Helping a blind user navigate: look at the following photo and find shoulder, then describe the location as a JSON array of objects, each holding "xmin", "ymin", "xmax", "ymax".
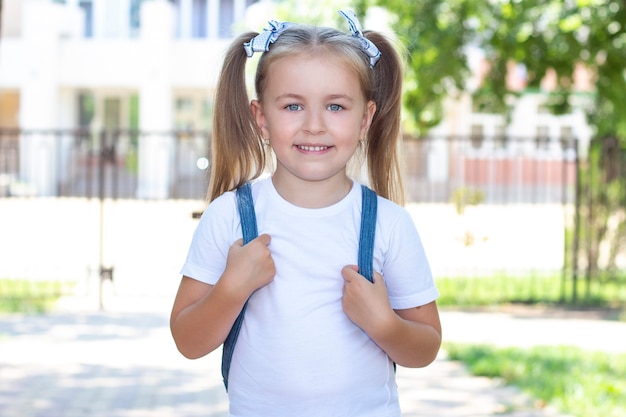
[
  {"xmin": 195, "ymin": 188, "xmax": 241, "ymax": 237},
  {"xmin": 248, "ymin": 176, "xmax": 272, "ymax": 199},
  {"xmin": 367, "ymin": 190, "xmax": 423, "ymax": 251},
  {"xmin": 202, "ymin": 177, "xmax": 272, "ymax": 221},
  {"xmin": 205, "ymin": 176, "xmax": 271, "ymax": 211},
  {"xmin": 372, "ymin": 190, "xmax": 413, "ymax": 226},
  {"xmin": 204, "ymin": 188, "xmax": 237, "ymax": 217}
]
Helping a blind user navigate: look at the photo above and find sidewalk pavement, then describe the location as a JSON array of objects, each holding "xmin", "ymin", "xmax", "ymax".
[{"xmin": 1, "ymin": 296, "xmax": 624, "ymax": 417}]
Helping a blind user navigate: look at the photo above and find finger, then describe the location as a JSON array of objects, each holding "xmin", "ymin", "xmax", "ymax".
[
  {"xmin": 342, "ymin": 265, "xmax": 359, "ymax": 282},
  {"xmin": 232, "ymin": 238, "xmax": 244, "ymax": 248},
  {"xmin": 256, "ymin": 233, "xmax": 272, "ymax": 246},
  {"xmin": 372, "ymin": 271, "xmax": 384, "ymax": 285},
  {"xmin": 344, "ymin": 265, "xmax": 359, "ymax": 273}
]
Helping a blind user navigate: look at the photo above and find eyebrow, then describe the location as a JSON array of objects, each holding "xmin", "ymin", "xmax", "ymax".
[{"xmin": 274, "ymin": 93, "xmax": 355, "ymax": 102}]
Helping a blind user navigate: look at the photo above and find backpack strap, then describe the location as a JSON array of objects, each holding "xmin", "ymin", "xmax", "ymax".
[
  {"xmin": 221, "ymin": 183, "xmax": 257, "ymax": 391},
  {"xmin": 221, "ymin": 182, "xmax": 378, "ymax": 391},
  {"xmin": 235, "ymin": 182, "xmax": 258, "ymax": 244},
  {"xmin": 358, "ymin": 185, "xmax": 377, "ymax": 282}
]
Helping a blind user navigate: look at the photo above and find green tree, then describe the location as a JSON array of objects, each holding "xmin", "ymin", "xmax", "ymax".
[
  {"xmin": 367, "ymin": 0, "xmax": 474, "ymax": 136},
  {"xmin": 470, "ymin": 0, "xmax": 626, "ymax": 141},
  {"xmin": 375, "ymin": 0, "xmax": 626, "ymax": 141}
]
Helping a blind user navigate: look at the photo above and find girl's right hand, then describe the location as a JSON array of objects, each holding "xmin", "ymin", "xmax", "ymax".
[{"xmin": 222, "ymin": 233, "xmax": 276, "ymax": 299}]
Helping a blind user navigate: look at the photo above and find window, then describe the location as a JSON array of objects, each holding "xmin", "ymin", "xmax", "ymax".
[
  {"xmin": 494, "ymin": 125, "xmax": 507, "ymax": 149},
  {"xmin": 174, "ymin": 95, "xmax": 212, "ymax": 130},
  {"xmin": 192, "ymin": 0, "xmax": 208, "ymax": 38},
  {"xmin": 79, "ymin": 0, "xmax": 94, "ymax": 38},
  {"xmin": 78, "ymin": 92, "xmax": 95, "ymax": 128},
  {"xmin": 219, "ymin": 0, "xmax": 234, "ymax": 38},
  {"xmin": 560, "ymin": 126, "xmax": 573, "ymax": 140},
  {"xmin": 560, "ymin": 126, "xmax": 574, "ymax": 150},
  {"xmin": 470, "ymin": 124, "xmax": 484, "ymax": 149},
  {"xmin": 535, "ymin": 125, "xmax": 550, "ymax": 149},
  {"xmin": 129, "ymin": 0, "xmax": 144, "ymax": 38},
  {"xmin": 172, "ymin": 0, "xmax": 207, "ymax": 38}
]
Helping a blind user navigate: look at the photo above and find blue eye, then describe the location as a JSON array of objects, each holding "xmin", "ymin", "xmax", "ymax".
[
  {"xmin": 286, "ymin": 104, "xmax": 302, "ymax": 111},
  {"xmin": 328, "ymin": 104, "xmax": 343, "ymax": 112}
]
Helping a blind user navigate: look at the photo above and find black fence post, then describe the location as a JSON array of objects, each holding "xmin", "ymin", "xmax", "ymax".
[{"xmin": 98, "ymin": 129, "xmax": 114, "ymax": 310}]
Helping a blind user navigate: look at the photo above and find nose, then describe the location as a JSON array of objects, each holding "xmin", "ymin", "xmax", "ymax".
[{"xmin": 303, "ymin": 109, "xmax": 325, "ymax": 136}]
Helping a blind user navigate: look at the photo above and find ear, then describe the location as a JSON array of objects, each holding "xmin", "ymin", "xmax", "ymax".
[
  {"xmin": 360, "ymin": 100, "xmax": 376, "ymax": 138},
  {"xmin": 251, "ymin": 100, "xmax": 270, "ymax": 139}
]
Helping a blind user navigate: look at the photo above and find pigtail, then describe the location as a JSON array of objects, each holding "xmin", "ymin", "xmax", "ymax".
[
  {"xmin": 208, "ymin": 32, "xmax": 267, "ymax": 202},
  {"xmin": 364, "ymin": 31, "xmax": 405, "ymax": 206}
]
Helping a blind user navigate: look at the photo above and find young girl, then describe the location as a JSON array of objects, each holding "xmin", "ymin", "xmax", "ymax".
[{"xmin": 171, "ymin": 10, "xmax": 441, "ymax": 416}]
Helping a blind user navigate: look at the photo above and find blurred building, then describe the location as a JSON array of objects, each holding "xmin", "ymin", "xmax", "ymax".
[
  {"xmin": 0, "ymin": 0, "xmax": 261, "ymax": 132},
  {"xmin": 429, "ymin": 53, "xmax": 594, "ymax": 152},
  {"xmin": 0, "ymin": 0, "xmax": 261, "ymax": 197}
]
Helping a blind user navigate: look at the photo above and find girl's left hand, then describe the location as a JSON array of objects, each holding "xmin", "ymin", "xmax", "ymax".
[{"xmin": 341, "ymin": 265, "xmax": 395, "ymax": 335}]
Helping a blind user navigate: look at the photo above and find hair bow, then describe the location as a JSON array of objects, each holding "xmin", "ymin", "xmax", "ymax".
[
  {"xmin": 243, "ymin": 20, "xmax": 294, "ymax": 57},
  {"xmin": 338, "ymin": 10, "xmax": 381, "ymax": 68},
  {"xmin": 243, "ymin": 11, "xmax": 381, "ymax": 68}
]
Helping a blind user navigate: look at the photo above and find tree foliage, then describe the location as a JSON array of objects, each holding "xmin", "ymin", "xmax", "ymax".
[
  {"xmin": 366, "ymin": 0, "xmax": 474, "ymax": 136},
  {"xmin": 473, "ymin": 0, "xmax": 626, "ymax": 141},
  {"xmin": 374, "ymin": 0, "xmax": 626, "ymax": 142}
]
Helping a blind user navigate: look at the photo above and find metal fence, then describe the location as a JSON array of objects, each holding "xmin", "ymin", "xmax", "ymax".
[
  {"xmin": 1, "ymin": 129, "xmax": 583, "ymax": 310},
  {"xmin": 403, "ymin": 135, "xmax": 578, "ymax": 205},
  {"xmin": 571, "ymin": 136, "xmax": 626, "ymax": 303},
  {"xmin": 0, "ymin": 129, "xmax": 211, "ymax": 200},
  {"xmin": 1, "ymin": 129, "xmax": 578, "ymax": 204}
]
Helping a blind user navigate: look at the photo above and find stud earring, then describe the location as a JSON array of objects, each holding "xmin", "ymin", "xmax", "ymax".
[{"xmin": 263, "ymin": 138, "xmax": 270, "ymax": 146}]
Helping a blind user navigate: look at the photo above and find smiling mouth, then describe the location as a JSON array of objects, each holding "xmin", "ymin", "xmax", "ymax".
[{"xmin": 297, "ymin": 145, "xmax": 329, "ymax": 151}]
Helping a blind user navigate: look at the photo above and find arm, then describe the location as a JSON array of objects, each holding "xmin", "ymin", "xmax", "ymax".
[
  {"xmin": 170, "ymin": 234, "xmax": 275, "ymax": 359},
  {"xmin": 342, "ymin": 266, "xmax": 442, "ymax": 368}
]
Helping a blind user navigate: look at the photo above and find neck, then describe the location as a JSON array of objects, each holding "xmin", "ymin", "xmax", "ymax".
[{"xmin": 271, "ymin": 174, "xmax": 353, "ymax": 208}]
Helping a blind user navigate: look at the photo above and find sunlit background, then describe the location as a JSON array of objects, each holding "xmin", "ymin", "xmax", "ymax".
[
  {"xmin": 0, "ymin": 2, "xmax": 625, "ymax": 417},
  {"xmin": 1, "ymin": 0, "xmax": 625, "ymax": 309},
  {"xmin": 0, "ymin": 0, "xmax": 626, "ymax": 308}
]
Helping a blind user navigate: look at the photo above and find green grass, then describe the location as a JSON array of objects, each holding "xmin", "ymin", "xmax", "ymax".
[
  {"xmin": 445, "ymin": 343, "xmax": 626, "ymax": 417},
  {"xmin": 438, "ymin": 275, "xmax": 626, "ymax": 417},
  {"xmin": 436, "ymin": 273, "xmax": 626, "ymax": 310},
  {"xmin": 0, "ymin": 279, "xmax": 75, "ymax": 314}
]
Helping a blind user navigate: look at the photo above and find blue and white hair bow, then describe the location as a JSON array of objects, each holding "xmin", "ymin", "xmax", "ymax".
[
  {"xmin": 338, "ymin": 9, "xmax": 381, "ymax": 68},
  {"xmin": 243, "ymin": 20, "xmax": 294, "ymax": 57},
  {"xmin": 243, "ymin": 10, "xmax": 381, "ymax": 68}
]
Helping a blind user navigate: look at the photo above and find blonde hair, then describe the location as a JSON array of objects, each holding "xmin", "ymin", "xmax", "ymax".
[{"xmin": 208, "ymin": 24, "xmax": 405, "ymax": 205}]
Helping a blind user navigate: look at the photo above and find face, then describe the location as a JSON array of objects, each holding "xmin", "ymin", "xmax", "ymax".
[{"xmin": 252, "ymin": 53, "xmax": 376, "ymax": 190}]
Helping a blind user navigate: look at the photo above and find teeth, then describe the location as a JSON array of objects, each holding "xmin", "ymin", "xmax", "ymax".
[{"xmin": 299, "ymin": 145, "xmax": 328, "ymax": 151}]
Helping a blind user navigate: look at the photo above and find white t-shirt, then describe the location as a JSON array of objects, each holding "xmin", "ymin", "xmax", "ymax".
[{"xmin": 181, "ymin": 177, "xmax": 439, "ymax": 417}]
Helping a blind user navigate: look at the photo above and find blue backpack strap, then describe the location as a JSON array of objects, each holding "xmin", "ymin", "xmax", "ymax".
[
  {"xmin": 235, "ymin": 182, "xmax": 258, "ymax": 244},
  {"xmin": 358, "ymin": 185, "xmax": 377, "ymax": 282},
  {"xmin": 359, "ymin": 185, "xmax": 393, "ymax": 371},
  {"xmin": 222, "ymin": 183, "xmax": 257, "ymax": 391}
]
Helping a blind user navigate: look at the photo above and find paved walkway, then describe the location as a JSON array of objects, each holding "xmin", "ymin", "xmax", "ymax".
[{"xmin": 1, "ymin": 296, "xmax": 624, "ymax": 417}]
